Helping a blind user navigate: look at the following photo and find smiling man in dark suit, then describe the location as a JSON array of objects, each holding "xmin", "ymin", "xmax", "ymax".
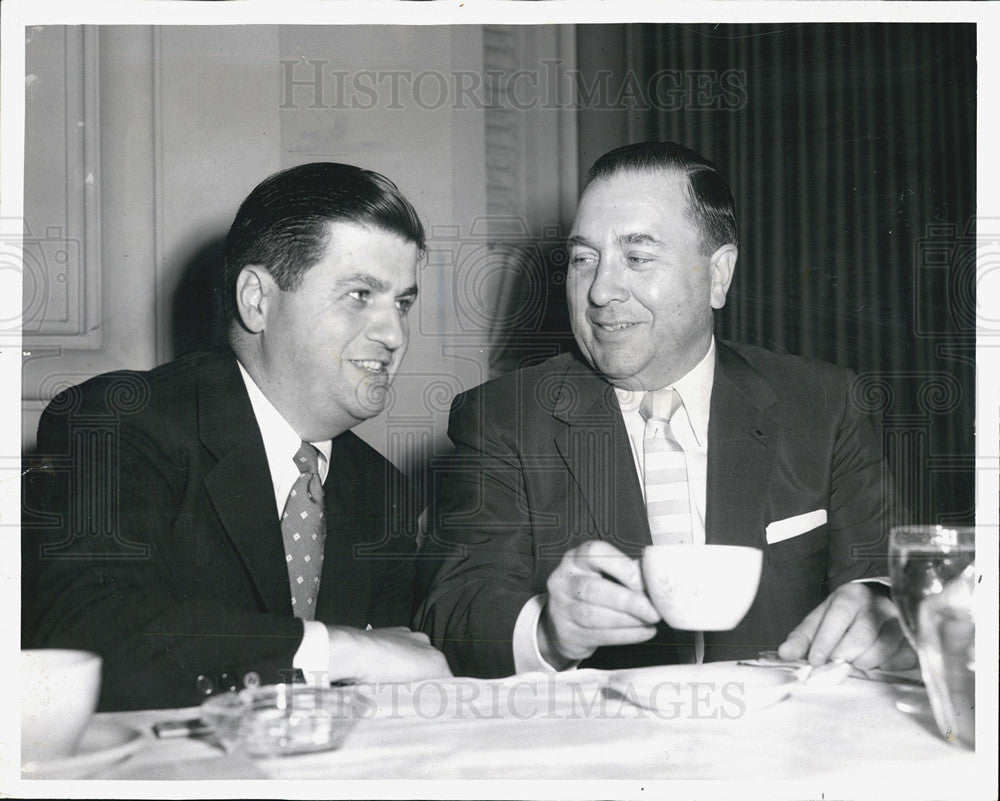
[
  {"xmin": 417, "ymin": 142, "xmax": 916, "ymax": 678},
  {"xmin": 23, "ymin": 162, "xmax": 450, "ymax": 710}
]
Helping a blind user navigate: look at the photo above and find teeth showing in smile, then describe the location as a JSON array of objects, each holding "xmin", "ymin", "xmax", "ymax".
[
  {"xmin": 352, "ymin": 360, "xmax": 386, "ymax": 373},
  {"xmin": 597, "ymin": 322, "xmax": 633, "ymax": 331}
]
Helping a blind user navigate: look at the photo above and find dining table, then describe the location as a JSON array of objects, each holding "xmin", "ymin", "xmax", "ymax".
[{"xmin": 20, "ymin": 660, "xmax": 985, "ymax": 797}]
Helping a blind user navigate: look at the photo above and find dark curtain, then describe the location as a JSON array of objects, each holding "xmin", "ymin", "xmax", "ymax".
[{"xmin": 574, "ymin": 23, "xmax": 976, "ymax": 525}]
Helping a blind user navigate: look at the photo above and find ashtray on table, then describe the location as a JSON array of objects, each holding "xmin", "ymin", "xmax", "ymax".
[{"xmin": 200, "ymin": 683, "xmax": 358, "ymax": 757}]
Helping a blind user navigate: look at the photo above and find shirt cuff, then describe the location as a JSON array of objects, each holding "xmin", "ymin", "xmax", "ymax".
[
  {"xmin": 851, "ymin": 576, "xmax": 891, "ymax": 598},
  {"xmin": 292, "ymin": 620, "xmax": 331, "ymax": 685},
  {"xmin": 512, "ymin": 593, "xmax": 579, "ymax": 674}
]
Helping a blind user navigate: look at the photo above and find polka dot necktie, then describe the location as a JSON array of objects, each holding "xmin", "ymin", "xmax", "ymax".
[
  {"xmin": 640, "ymin": 389, "xmax": 694, "ymax": 545},
  {"xmin": 281, "ymin": 442, "xmax": 325, "ymax": 619}
]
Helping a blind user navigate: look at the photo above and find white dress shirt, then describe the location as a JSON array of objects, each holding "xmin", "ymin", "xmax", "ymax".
[
  {"xmin": 237, "ymin": 362, "xmax": 332, "ymax": 680},
  {"xmin": 512, "ymin": 340, "xmax": 717, "ymax": 672}
]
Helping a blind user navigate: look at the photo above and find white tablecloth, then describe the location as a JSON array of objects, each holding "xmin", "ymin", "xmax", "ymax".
[{"xmin": 33, "ymin": 663, "xmax": 984, "ymax": 794}]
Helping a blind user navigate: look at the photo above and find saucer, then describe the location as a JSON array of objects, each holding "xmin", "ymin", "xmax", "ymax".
[
  {"xmin": 606, "ymin": 663, "xmax": 797, "ymax": 716},
  {"xmin": 22, "ymin": 719, "xmax": 145, "ymax": 779}
]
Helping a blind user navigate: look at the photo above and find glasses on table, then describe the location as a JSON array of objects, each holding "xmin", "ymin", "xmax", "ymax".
[{"xmin": 888, "ymin": 525, "xmax": 975, "ymax": 748}]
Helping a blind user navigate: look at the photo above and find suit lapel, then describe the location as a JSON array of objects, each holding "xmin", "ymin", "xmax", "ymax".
[
  {"xmin": 314, "ymin": 433, "xmax": 375, "ymax": 627},
  {"xmin": 551, "ymin": 357, "xmax": 649, "ymax": 553},
  {"xmin": 198, "ymin": 353, "xmax": 293, "ymax": 616},
  {"xmin": 705, "ymin": 343, "xmax": 779, "ymax": 548}
]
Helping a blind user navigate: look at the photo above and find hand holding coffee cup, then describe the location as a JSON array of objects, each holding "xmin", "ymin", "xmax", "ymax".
[
  {"xmin": 641, "ymin": 544, "xmax": 763, "ymax": 630},
  {"xmin": 21, "ymin": 649, "xmax": 102, "ymax": 764}
]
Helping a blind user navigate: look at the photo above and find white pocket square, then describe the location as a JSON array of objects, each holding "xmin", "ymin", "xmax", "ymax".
[{"xmin": 765, "ymin": 509, "xmax": 828, "ymax": 544}]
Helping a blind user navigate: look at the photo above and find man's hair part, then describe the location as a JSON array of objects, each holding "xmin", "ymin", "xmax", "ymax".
[
  {"xmin": 222, "ymin": 162, "xmax": 426, "ymax": 327},
  {"xmin": 585, "ymin": 141, "xmax": 739, "ymax": 254}
]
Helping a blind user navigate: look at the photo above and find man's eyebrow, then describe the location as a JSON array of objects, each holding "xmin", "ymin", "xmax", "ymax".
[
  {"xmin": 397, "ymin": 284, "xmax": 418, "ymax": 298},
  {"xmin": 566, "ymin": 233, "xmax": 665, "ymax": 248},
  {"xmin": 616, "ymin": 232, "xmax": 664, "ymax": 247},
  {"xmin": 337, "ymin": 273, "xmax": 386, "ymax": 291}
]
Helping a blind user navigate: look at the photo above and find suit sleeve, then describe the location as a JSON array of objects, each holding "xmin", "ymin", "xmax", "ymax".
[
  {"xmin": 823, "ymin": 369, "xmax": 899, "ymax": 591},
  {"xmin": 414, "ymin": 388, "xmax": 540, "ymax": 678},
  {"xmin": 22, "ymin": 399, "xmax": 304, "ymax": 711},
  {"xmin": 366, "ymin": 477, "xmax": 419, "ymax": 629}
]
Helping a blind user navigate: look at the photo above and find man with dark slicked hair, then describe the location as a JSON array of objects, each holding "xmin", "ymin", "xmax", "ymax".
[
  {"xmin": 23, "ymin": 162, "xmax": 450, "ymax": 711},
  {"xmin": 418, "ymin": 142, "xmax": 915, "ymax": 679}
]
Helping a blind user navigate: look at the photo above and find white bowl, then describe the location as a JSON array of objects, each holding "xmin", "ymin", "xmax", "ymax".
[
  {"xmin": 21, "ymin": 649, "xmax": 102, "ymax": 763},
  {"xmin": 641, "ymin": 544, "xmax": 763, "ymax": 631}
]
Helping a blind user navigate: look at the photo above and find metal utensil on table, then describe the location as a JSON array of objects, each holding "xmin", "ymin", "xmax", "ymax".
[
  {"xmin": 736, "ymin": 653, "xmax": 850, "ymax": 688},
  {"xmin": 738, "ymin": 651, "xmax": 921, "ymax": 687},
  {"xmin": 152, "ymin": 718, "xmax": 214, "ymax": 739}
]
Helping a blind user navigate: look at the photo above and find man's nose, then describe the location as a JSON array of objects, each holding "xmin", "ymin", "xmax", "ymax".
[
  {"xmin": 587, "ymin": 257, "xmax": 629, "ymax": 307},
  {"xmin": 368, "ymin": 306, "xmax": 406, "ymax": 351}
]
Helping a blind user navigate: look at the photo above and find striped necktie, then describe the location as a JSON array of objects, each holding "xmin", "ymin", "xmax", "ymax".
[
  {"xmin": 281, "ymin": 442, "xmax": 326, "ymax": 619},
  {"xmin": 640, "ymin": 389, "xmax": 694, "ymax": 545}
]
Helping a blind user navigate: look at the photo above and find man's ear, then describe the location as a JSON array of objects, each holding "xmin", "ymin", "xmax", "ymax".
[
  {"xmin": 708, "ymin": 244, "xmax": 737, "ymax": 310},
  {"xmin": 234, "ymin": 266, "xmax": 277, "ymax": 333}
]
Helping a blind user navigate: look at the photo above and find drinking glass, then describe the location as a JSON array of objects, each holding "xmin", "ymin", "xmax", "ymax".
[{"xmin": 888, "ymin": 525, "xmax": 975, "ymax": 747}]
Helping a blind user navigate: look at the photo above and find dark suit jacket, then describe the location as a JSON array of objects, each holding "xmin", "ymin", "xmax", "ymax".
[
  {"xmin": 416, "ymin": 341, "xmax": 894, "ymax": 677},
  {"xmin": 22, "ymin": 349, "xmax": 417, "ymax": 711}
]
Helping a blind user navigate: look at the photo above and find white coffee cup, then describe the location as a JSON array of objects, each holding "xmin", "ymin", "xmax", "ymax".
[
  {"xmin": 642, "ymin": 544, "xmax": 763, "ymax": 631},
  {"xmin": 21, "ymin": 649, "xmax": 102, "ymax": 763}
]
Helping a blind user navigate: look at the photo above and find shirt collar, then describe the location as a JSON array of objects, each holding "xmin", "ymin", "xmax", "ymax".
[
  {"xmin": 613, "ymin": 337, "xmax": 716, "ymax": 447},
  {"xmin": 237, "ymin": 360, "xmax": 331, "ymax": 479}
]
